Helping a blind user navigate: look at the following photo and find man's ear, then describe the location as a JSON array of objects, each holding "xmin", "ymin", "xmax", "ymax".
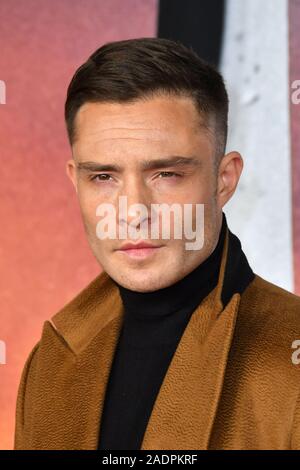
[
  {"xmin": 217, "ymin": 151, "xmax": 243, "ymax": 208},
  {"xmin": 66, "ymin": 158, "xmax": 78, "ymax": 193}
]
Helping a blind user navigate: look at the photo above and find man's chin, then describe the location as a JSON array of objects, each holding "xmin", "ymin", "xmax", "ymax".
[
  {"xmin": 102, "ymin": 264, "xmax": 167, "ymax": 292},
  {"xmin": 96, "ymin": 248, "xmax": 179, "ymax": 291}
]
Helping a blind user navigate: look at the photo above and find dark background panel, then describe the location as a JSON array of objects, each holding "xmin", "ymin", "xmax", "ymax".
[{"xmin": 157, "ymin": 0, "xmax": 226, "ymax": 67}]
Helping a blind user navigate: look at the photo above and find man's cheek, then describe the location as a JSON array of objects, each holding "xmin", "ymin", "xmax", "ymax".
[{"xmin": 79, "ymin": 204, "xmax": 98, "ymax": 238}]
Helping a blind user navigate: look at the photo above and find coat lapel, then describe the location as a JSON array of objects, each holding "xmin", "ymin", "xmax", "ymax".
[
  {"xmin": 48, "ymin": 271, "xmax": 125, "ymax": 449},
  {"xmin": 140, "ymin": 291, "xmax": 240, "ymax": 449}
]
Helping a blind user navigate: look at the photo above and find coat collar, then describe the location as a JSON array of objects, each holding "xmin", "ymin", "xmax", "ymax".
[{"xmin": 47, "ymin": 213, "xmax": 255, "ymax": 449}]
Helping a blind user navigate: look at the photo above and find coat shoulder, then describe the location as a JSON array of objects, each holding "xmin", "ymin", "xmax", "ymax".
[
  {"xmin": 236, "ymin": 274, "xmax": 300, "ymax": 380},
  {"xmin": 241, "ymin": 274, "xmax": 300, "ymax": 331}
]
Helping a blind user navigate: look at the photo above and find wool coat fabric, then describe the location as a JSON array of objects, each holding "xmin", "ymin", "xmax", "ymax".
[{"xmin": 14, "ymin": 225, "xmax": 300, "ymax": 450}]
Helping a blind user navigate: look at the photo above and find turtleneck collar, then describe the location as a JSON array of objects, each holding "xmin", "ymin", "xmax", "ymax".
[{"xmin": 114, "ymin": 212, "xmax": 228, "ymax": 320}]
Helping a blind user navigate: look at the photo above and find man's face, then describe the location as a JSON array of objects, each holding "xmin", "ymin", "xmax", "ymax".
[{"xmin": 67, "ymin": 95, "xmax": 242, "ymax": 292}]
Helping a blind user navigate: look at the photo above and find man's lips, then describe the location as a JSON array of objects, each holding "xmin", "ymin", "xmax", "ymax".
[
  {"xmin": 116, "ymin": 241, "xmax": 164, "ymax": 259},
  {"xmin": 119, "ymin": 241, "xmax": 161, "ymax": 250}
]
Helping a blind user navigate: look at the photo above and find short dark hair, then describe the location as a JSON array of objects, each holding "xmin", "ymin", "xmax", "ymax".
[{"xmin": 65, "ymin": 37, "xmax": 228, "ymax": 163}]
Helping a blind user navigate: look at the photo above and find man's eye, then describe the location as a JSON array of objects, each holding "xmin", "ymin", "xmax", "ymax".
[
  {"xmin": 158, "ymin": 171, "xmax": 180, "ymax": 178},
  {"xmin": 90, "ymin": 174, "xmax": 112, "ymax": 182}
]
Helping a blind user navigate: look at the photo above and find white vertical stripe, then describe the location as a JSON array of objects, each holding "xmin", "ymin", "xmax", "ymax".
[{"xmin": 220, "ymin": 0, "xmax": 293, "ymax": 291}]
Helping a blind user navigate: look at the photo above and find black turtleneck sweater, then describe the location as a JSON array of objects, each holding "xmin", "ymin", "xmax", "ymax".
[{"xmin": 98, "ymin": 213, "xmax": 227, "ymax": 450}]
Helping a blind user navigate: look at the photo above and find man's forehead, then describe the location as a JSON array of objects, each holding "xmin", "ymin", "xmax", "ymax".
[
  {"xmin": 74, "ymin": 96, "xmax": 205, "ymax": 132},
  {"xmin": 73, "ymin": 107, "xmax": 211, "ymax": 160}
]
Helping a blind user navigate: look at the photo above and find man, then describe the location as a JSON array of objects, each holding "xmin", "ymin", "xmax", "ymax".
[{"xmin": 14, "ymin": 37, "xmax": 300, "ymax": 450}]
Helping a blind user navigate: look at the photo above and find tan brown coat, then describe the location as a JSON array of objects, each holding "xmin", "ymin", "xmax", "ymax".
[{"xmin": 14, "ymin": 228, "xmax": 300, "ymax": 449}]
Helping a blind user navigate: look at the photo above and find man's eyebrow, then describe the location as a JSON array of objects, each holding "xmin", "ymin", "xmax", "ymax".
[
  {"xmin": 76, "ymin": 161, "xmax": 123, "ymax": 172},
  {"xmin": 141, "ymin": 156, "xmax": 201, "ymax": 170},
  {"xmin": 76, "ymin": 156, "xmax": 201, "ymax": 172}
]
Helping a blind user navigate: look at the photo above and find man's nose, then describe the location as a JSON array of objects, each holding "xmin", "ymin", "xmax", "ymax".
[{"xmin": 118, "ymin": 177, "xmax": 152, "ymax": 230}]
